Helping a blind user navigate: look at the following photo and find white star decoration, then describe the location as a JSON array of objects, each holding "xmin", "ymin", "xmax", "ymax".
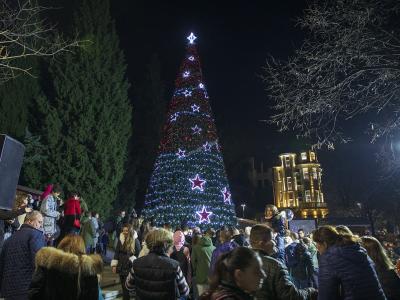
[
  {"xmin": 191, "ymin": 104, "xmax": 200, "ymax": 112},
  {"xmin": 188, "ymin": 56, "xmax": 195, "ymax": 61},
  {"xmin": 222, "ymin": 187, "xmax": 231, "ymax": 204},
  {"xmin": 187, "ymin": 32, "xmax": 197, "ymax": 44},
  {"xmin": 183, "ymin": 90, "xmax": 192, "ymax": 97},
  {"xmin": 170, "ymin": 113, "xmax": 178, "ymax": 122},
  {"xmin": 191, "ymin": 125, "xmax": 202, "ymax": 135},
  {"xmin": 203, "ymin": 142, "xmax": 212, "ymax": 151},
  {"xmin": 176, "ymin": 148, "xmax": 186, "ymax": 158},
  {"xmin": 183, "ymin": 71, "xmax": 190, "ymax": 78},
  {"xmin": 199, "ymin": 83, "xmax": 204, "ymax": 89}
]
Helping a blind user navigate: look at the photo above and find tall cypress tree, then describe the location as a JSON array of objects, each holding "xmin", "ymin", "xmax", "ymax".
[{"xmin": 30, "ymin": 0, "xmax": 131, "ymax": 215}]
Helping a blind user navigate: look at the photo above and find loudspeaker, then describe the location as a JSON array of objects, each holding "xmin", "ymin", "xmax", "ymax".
[{"xmin": 0, "ymin": 135, "xmax": 25, "ymax": 210}]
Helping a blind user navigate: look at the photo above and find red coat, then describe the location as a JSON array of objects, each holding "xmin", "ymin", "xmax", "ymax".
[
  {"xmin": 63, "ymin": 198, "xmax": 82, "ymax": 228},
  {"xmin": 64, "ymin": 198, "xmax": 81, "ymax": 216}
]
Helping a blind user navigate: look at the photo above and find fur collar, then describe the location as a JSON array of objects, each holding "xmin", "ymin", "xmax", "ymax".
[{"xmin": 35, "ymin": 247, "xmax": 103, "ymax": 275}]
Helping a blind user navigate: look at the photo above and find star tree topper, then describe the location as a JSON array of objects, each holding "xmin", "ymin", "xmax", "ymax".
[
  {"xmin": 190, "ymin": 174, "xmax": 206, "ymax": 191},
  {"xmin": 187, "ymin": 32, "xmax": 197, "ymax": 44},
  {"xmin": 196, "ymin": 205, "xmax": 213, "ymax": 223}
]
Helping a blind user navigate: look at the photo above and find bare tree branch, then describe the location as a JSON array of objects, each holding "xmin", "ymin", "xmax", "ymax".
[
  {"xmin": 263, "ymin": 0, "xmax": 400, "ymax": 149},
  {"xmin": 0, "ymin": 0, "xmax": 81, "ymax": 83}
]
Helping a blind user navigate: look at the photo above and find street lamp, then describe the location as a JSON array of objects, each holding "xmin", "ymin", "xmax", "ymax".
[{"xmin": 241, "ymin": 204, "xmax": 246, "ymax": 218}]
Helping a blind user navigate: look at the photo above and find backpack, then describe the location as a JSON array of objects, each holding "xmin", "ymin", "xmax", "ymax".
[{"xmin": 170, "ymin": 246, "xmax": 189, "ymax": 278}]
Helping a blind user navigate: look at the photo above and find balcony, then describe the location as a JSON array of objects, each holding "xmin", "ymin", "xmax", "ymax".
[{"xmin": 299, "ymin": 202, "xmax": 327, "ymax": 209}]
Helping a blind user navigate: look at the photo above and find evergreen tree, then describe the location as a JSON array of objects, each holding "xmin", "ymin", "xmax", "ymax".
[
  {"xmin": 142, "ymin": 34, "xmax": 237, "ymax": 228},
  {"xmin": 0, "ymin": 58, "xmax": 40, "ymax": 140},
  {"xmin": 31, "ymin": 0, "xmax": 131, "ymax": 215}
]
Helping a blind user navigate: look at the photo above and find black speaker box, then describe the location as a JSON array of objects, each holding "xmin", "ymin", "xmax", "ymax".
[{"xmin": 0, "ymin": 135, "xmax": 25, "ymax": 210}]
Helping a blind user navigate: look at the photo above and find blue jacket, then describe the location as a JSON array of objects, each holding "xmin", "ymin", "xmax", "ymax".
[
  {"xmin": 0, "ymin": 224, "xmax": 45, "ymax": 298},
  {"xmin": 209, "ymin": 241, "xmax": 238, "ymax": 274},
  {"xmin": 318, "ymin": 243, "xmax": 386, "ymax": 300}
]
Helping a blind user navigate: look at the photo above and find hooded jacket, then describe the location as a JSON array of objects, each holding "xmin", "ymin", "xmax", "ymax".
[
  {"xmin": 29, "ymin": 247, "xmax": 103, "ymax": 300},
  {"xmin": 192, "ymin": 236, "xmax": 216, "ymax": 284},
  {"xmin": 210, "ymin": 240, "xmax": 238, "ymax": 275},
  {"xmin": 318, "ymin": 243, "xmax": 386, "ymax": 300}
]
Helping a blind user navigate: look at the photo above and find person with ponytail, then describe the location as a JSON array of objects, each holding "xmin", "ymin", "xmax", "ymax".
[
  {"xmin": 200, "ymin": 247, "xmax": 265, "ymax": 300},
  {"xmin": 361, "ymin": 236, "xmax": 400, "ymax": 300},
  {"xmin": 313, "ymin": 225, "xmax": 386, "ymax": 300}
]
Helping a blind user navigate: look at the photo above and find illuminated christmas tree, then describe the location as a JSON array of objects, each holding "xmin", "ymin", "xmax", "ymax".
[{"xmin": 142, "ymin": 33, "xmax": 237, "ymax": 228}]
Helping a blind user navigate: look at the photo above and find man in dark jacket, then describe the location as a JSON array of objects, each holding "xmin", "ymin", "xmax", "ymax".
[
  {"xmin": 250, "ymin": 224, "xmax": 317, "ymax": 300},
  {"xmin": 0, "ymin": 211, "xmax": 45, "ymax": 299},
  {"xmin": 0, "ymin": 206, "xmax": 32, "ymax": 252},
  {"xmin": 125, "ymin": 228, "xmax": 189, "ymax": 300}
]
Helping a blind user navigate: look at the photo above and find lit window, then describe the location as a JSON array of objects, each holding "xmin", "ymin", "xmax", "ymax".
[
  {"xmin": 305, "ymin": 190, "xmax": 311, "ymax": 202},
  {"xmin": 301, "ymin": 152, "xmax": 307, "ymax": 160},
  {"xmin": 310, "ymin": 152, "xmax": 316, "ymax": 161},
  {"xmin": 312, "ymin": 168, "xmax": 318, "ymax": 179},
  {"xmin": 277, "ymin": 170, "xmax": 281, "ymax": 181},
  {"xmin": 285, "ymin": 156, "xmax": 290, "ymax": 167},
  {"xmin": 288, "ymin": 192, "xmax": 294, "ymax": 206},
  {"xmin": 303, "ymin": 168, "xmax": 309, "ymax": 179},
  {"xmin": 287, "ymin": 177, "xmax": 292, "ymax": 190}
]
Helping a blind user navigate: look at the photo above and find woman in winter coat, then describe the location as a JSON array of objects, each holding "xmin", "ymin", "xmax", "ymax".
[
  {"xmin": 313, "ymin": 225, "xmax": 386, "ymax": 300},
  {"xmin": 60, "ymin": 193, "xmax": 82, "ymax": 240},
  {"xmin": 29, "ymin": 234, "xmax": 103, "ymax": 300},
  {"xmin": 210, "ymin": 227, "xmax": 238, "ymax": 274},
  {"xmin": 40, "ymin": 184, "xmax": 62, "ymax": 245},
  {"xmin": 111, "ymin": 224, "xmax": 141, "ymax": 300},
  {"xmin": 361, "ymin": 236, "xmax": 400, "ymax": 300},
  {"xmin": 200, "ymin": 247, "xmax": 265, "ymax": 300}
]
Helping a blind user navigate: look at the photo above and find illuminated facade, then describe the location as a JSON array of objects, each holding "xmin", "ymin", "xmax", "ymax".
[{"xmin": 272, "ymin": 150, "xmax": 328, "ymax": 219}]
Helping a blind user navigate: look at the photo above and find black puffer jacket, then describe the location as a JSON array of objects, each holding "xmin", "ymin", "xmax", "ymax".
[
  {"xmin": 375, "ymin": 267, "xmax": 400, "ymax": 300},
  {"xmin": 128, "ymin": 251, "xmax": 187, "ymax": 299}
]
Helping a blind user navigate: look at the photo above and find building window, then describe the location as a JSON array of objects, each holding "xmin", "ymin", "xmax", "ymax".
[
  {"xmin": 277, "ymin": 170, "xmax": 281, "ymax": 181},
  {"xmin": 301, "ymin": 152, "xmax": 307, "ymax": 160},
  {"xmin": 312, "ymin": 167, "xmax": 318, "ymax": 179},
  {"xmin": 288, "ymin": 192, "xmax": 294, "ymax": 207},
  {"xmin": 287, "ymin": 177, "xmax": 292, "ymax": 190},
  {"xmin": 284, "ymin": 156, "xmax": 290, "ymax": 167},
  {"xmin": 303, "ymin": 168, "xmax": 309, "ymax": 180},
  {"xmin": 310, "ymin": 152, "xmax": 316, "ymax": 161},
  {"xmin": 305, "ymin": 190, "xmax": 311, "ymax": 202}
]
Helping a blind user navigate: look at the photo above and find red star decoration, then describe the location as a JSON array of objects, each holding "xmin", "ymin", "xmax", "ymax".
[
  {"xmin": 222, "ymin": 187, "xmax": 231, "ymax": 204},
  {"xmin": 189, "ymin": 174, "xmax": 206, "ymax": 191},
  {"xmin": 196, "ymin": 206, "xmax": 213, "ymax": 223}
]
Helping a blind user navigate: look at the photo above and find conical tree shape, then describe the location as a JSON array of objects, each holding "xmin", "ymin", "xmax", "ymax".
[{"xmin": 142, "ymin": 34, "xmax": 237, "ymax": 228}]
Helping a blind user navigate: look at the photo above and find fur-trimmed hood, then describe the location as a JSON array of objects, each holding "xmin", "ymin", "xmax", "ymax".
[{"xmin": 35, "ymin": 247, "xmax": 103, "ymax": 276}]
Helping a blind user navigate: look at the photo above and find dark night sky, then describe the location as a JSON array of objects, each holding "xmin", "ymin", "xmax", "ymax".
[
  {"xmin": 110, "ymin": 0, "xmax": 307, "ymax": 153},
  {"xmin": 109, "ymin": 1, "xmax": 382, "ymax": 215}
]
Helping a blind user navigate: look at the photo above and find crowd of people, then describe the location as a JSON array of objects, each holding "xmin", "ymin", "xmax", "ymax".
[{"xmin": 0, "ymin": 185, "xmax": 400, "ymax": 300}]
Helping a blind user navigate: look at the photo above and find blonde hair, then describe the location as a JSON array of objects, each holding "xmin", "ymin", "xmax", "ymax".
[
  {"xmin": 313, "ymin": 225, "xmax": 359, "ymax": 248},
  {"xmin": 361, "ymin": 236, "xmax": 394, "ymax": 271},
  {"xmin": 58, "ymin": 234, "xmax": 86, "ymax": 255},
  {"xmin": 145, "ymin": 228, "xmax": 173, "ymax": 251}
]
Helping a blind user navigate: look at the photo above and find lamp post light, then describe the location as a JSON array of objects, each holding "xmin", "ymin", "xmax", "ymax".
[{"xmin": 241, "ymin": 204, "xmax": 246, "ymax": 218}]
